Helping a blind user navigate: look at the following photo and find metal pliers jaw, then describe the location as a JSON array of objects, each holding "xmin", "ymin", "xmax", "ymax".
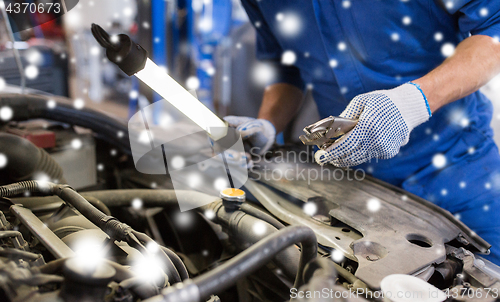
[{"xmin": 299, "ymin": 116, "xmax": 358, "ymax": 150}]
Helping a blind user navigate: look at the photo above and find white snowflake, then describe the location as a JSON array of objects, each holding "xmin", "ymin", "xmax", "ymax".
[
  {"xmin": 187, "ymin": 173, "xmax": 202, "ymax": 188},
  {"xmin": 90, "ymin": 46, "xmax": 100, "ymax": 56},
  {"xmin": 434, "ymin": 32, "xmax": 443, "ymax": 42},
  {"xmin": 303, "ymin": 202, "xmax": 317, "ymax": 216},
  {"xmin": 485, "ymin": 182, "xmax": 492, "ymax": 189},
  {"xmin": 252, "ymin": 221, "xmax": 267, "ymax": 235},
  {"xmin": 204, "ymin": 209, "xmax": 215, "ymax": 220},
  {"xmin": 440, "ymin": 189, "xmax": 448, "ymax": 196},
  {"xmin": 186, "ymin": 76, "xmax": 200, "ymax": 90},
  {"xmin": 337, "ymin": 42, "xmax": 347, "ymax": 51},
  {"xmin": 425, "ymin": 128, "xmax": 432, "ymax": 135},
  {"xmin": 402, "ymin": 16, "xmax": 412, "ymax": 26},
  {"xmin": 25, "ymin": 65, "xmax": 39, "ymax": 79},
  {"xmin": 117, "ymin": 131, "xmax": 124, "ymax": 138},
  {"xmin": 132, "ymin": 198, "xmax": 143, "ymax": 209},
  {"xmin": 340, "ymin": 86, "xmax": 349, "ymax": 94},
  {"xmin": 441, "ymin": 43, "xmax": 455, "ymax": 57},
  {"xmin": 468, "ymin": 147, "xmax": 475, "ymax": 154},
  {"xmin": 432, "ymin": 154, "xmax": 446, "ymax": 169},
  {"xmin": 433, "ymin": 134, "xmax": 440, "ymax": 141},
  {"xmin": 0, "ymin": 153, "xmax": 7, "ymax": 168},
  {"xmin": 332, "ymin": 249, "xmax": 344, "ymax": 262},
  {"xmin": 342, "ymin": 1, "xmax": 351, "ymax": 9},
  {"xmin": 367, "ymin": 198, "xmax": 381, "ymax": 212},
  {"xmin": 97, "ymin": 163, "xmax": 104, "ymax": 171},
  {"xmin": 0, "ymin": 77, "xmax": 5, "ymax": 91},
  {"xmin": 0, "ymin": 106, "xmax": 13, "ymax": 121},
  {"xmin": 110, "ymin": 35, "xmax": 119, "ymax": 44},
  {"xmin": 171, "ymin": 156, "xmax": 185, "ymax": 169},
  {"xmin": 110, "ymin": 149, "xmax": 117, "ymax": 156},
  {"xmin": 142, "ymin": 22, "xmax": 150, "ymax": 29},
  {"xmin": 47, "ymin": 99, "xmax": 56, "ymax": 109},
  {"xmin": 459, "ymin": 181, "xmax": 466, "ymax": 188},
  {"xmin": 73, "ymin": 99, "xmax": 85, "ymax": 109},
  {"xmin": 175, "ymin": 212, "xmax": 194, "ymax": 229},
  {"xmin": 281, "ymin": 50, "xmax": 297, "ymax": 65},
  {"xmin": 71, "ymin": 138, "xmax": 82, "ymax": 150},
  {"xmin": 391, "ymin": 33, "xmax": 400, "ymax": 42},
  {"xmin": 329, "ymin": 59, "xmax": 338, "ymax": 68},
  {"xmin": 277, "ymin": 12, "xmax": 302, "ymax": 37},
  {"xmin": 146, "ymin": 241, "xmax": 159, "ymax": 253},
  {"xmin": 483, "ymin": 204, "xmax": 490, "ymax": 211},
  {"xmin": 123, "ymin": 7, "xmax": 133, "ymax": 17},
  {"xmin": 214, "ymin": 177, "xmax": 228, "ymax": 191},
  {"xmin": 252, "ymin": 63, "xmax": 276, "ymax": 86},
  {"xmin": 479, "ymin": 8, "xmax": 489, "ymax": 17}
]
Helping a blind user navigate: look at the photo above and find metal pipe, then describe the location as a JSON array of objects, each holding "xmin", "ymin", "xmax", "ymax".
[
  {"xmin": 10, "ymin": 205, "xmax": 75, "ymax": 258},
  {"xmin": 147, "ymin": 226, "xmax": 317, "ymax": 302}
]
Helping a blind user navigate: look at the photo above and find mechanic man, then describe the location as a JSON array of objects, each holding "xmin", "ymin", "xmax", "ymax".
[{"xmin": 224, "ymin": 0, "xmax": 500, "ymax": 264}]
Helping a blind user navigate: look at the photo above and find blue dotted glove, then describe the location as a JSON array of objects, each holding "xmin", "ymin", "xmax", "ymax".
[
  {"xmin": 315, "ymin": 83, "xmax": 432, "ymax": 167},
  {"xmin": 223, "ymin": 116, "xmax": 276, "ymax": 155}
]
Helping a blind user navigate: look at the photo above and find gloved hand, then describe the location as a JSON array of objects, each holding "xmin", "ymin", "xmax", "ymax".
[
  {"xmin": 315, "ymin": 83, "xmax": 432, "ymax": 167},
  {"xmin": 223, "ymin": 116, "xmax": 276, "ymax": 155}
]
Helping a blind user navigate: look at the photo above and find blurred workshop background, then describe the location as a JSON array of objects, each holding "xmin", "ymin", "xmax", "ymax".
[{"xmin": 1, "ymin": 0, "xmax": 500, "ymax": 146}]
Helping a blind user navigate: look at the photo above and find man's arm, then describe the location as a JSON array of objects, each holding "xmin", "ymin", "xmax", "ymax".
[
  {"xmin": 314, "ymin": 35, "xmax": 500, "ymax": 167},
  {"xmin": 414, "ymin": 35, "xmax": 500, "ymax": 113},
  {"xmin": 257, "ymin": 83, "xmax": 304, "ymax": 133}
]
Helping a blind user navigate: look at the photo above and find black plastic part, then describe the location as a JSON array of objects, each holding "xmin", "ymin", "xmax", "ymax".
[
  {"xmin": 91, "ymin": 23, "xmax": 148, "ymax": 76},
  {"xmin": 59, "ymin": 258, "xmax": 115, "ymax": 302},
  {"xmin": 0, "ymin": 133, "xmax": 65, "ymax": 185}
]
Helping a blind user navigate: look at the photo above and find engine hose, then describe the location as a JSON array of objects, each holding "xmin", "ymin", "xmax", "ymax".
[
  {"xmin": 0, "ymin": 181, "xmax": 183, "ymax": 285},
  {"xmin": 292, "ymin": 258, "xmax": 338, "ymax": 302},
  {"xmin": 240, "ymin": 203, "xmax": 285, "ymax": 229},
  {"xmin": 13, "ymin": 189, "xmax": 220, "ymax": 210},
  {"xmin": 0, "ymin": 94, "xmax": 130, "ymax": 154},
  {"xmin": 146, "ymin": 226, "xmax": 317, "ymax": 302},
  {"xmin": 132, "ymin": 230, "xmax": 190, "ymax": 281},
  {"xmin": 0, "ymin": 133, "xmax": 65, "ymax": 185}
]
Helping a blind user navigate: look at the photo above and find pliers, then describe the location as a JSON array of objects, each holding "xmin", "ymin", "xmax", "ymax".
[{"xmin": 299, "ymin": 116, "xmax": 358, "ymax": 150}]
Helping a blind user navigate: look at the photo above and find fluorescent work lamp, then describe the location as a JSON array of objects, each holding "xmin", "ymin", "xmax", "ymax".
[{"xmin": 90, "ymin": 23, "xmax": 228, "ymax": 140}]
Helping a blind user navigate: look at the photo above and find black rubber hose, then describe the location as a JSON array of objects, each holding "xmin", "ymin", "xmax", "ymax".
[
  {"xmin": 13, "ymin": 189, "xmax": 220, "ymax": 210},
  {"xmin": 240, "ymin": 203, "xmax": 285, "ymax": 229},
  {"xmin": 0, "ymin": 94, "xmax": 131, "ymax": 154},
  {"xmin": 0, "ymin": 247, "xmax": 41, "ymax": 260},
  {"xmin": 292, "ymin": 259, "xmax": 338, "ymax": 302},
  {"xmin": 151, "ymin": 226, "xmax": 317, "ymax": 302},
  {"xmin": 0, "ymin": 133, "xmax": 65, "ymax": 184},
  {"xmin": 132, "ymin": 230, "xmax": 189, "ymax": 281},
  {"xmin": 0, "ymin": 181, "xmax": 183, "ymax": 285}
]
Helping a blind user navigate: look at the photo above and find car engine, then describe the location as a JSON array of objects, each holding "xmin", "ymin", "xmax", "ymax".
[{"xmin": 0, "ymin": 93, "xmax": 499, "ymax": 302}]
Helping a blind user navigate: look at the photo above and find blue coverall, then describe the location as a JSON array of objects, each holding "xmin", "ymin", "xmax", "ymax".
[{"xmin": 241, "ymin": 0, "xmax": 500, "ymax": 264}]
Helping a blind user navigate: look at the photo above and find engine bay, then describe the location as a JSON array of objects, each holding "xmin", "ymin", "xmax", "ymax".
[{"xmin": 0, "ymin": 93, "xmax": 499, "ymax": 302}]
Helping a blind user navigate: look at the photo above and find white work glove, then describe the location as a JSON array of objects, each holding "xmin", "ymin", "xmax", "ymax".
[
  {"xmin": 315, "ymin": 83, "xmax": 432, "ymax": 167},
  {"xmin": 223, "ymin": 116, "xmax": 276, "ymax": 155}
]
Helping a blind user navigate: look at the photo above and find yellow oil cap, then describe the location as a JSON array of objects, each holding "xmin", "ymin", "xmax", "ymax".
[{"xmin": 220, "ymin": 188, "xmax": 246, "ymax": 209}]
